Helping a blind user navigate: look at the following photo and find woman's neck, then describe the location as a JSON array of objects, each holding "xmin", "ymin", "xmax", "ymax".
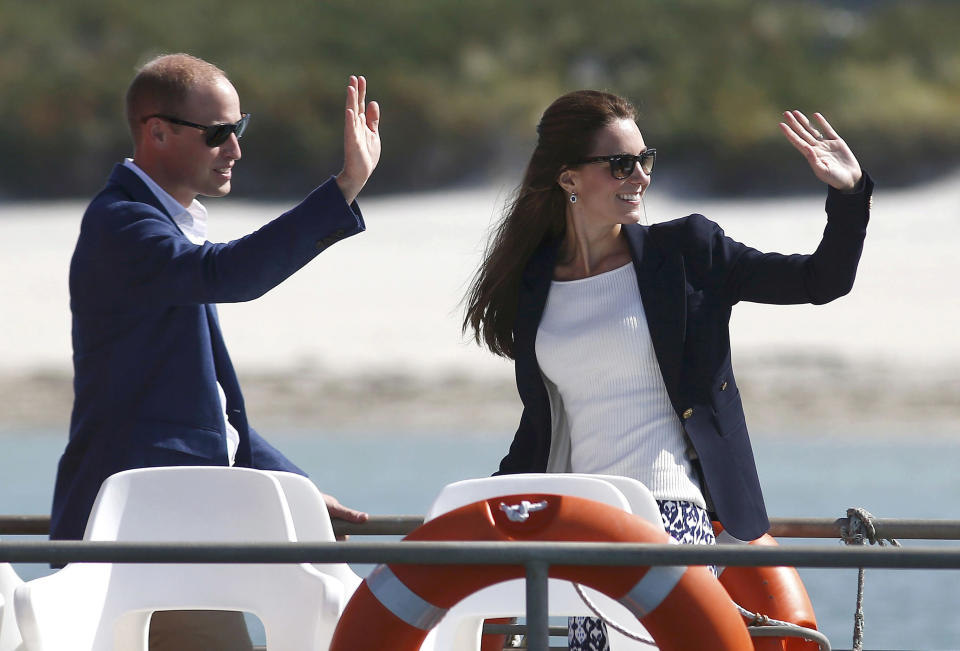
[{"xmin": 555, "ymin": 217, "xmax": 631, "ymax": 281}]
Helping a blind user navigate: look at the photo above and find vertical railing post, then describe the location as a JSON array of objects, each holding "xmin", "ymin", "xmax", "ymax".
[{"xmin": 525, "ymin": 559, "xmax": 550, "ymax": 651}]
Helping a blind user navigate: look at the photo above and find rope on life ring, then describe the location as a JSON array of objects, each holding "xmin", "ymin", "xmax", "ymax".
[
  {"xmin": 329, "ymin": 493, "xmax": 753, "ymax": 651},
  {"xmin": 715, "ymin": 523, "xmax": 821, "ymax": 651}
]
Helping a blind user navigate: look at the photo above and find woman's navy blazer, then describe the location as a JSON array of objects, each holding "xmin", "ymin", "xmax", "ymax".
[
  {"xmin": 496, "ymin": 176, "xmax": 873, "ymax": 541},
  {"xmin": 51, "ymin": 164, "xmax": 365, "ymax": 542}
]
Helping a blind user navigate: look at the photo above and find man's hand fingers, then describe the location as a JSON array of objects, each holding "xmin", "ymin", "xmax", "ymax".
[
  {"xmin": 357, "ymin": 75, "xmax": 367, "ymax": 116},
  {"xmin": 324, "ymin": 493, "xmax": 369, "ymax": 523},
  {"xmin": 366, "ymin": 100, "xmax": 380, "ymax": 131},
  {"xmin": 345, "ymin": 76, "xmax": 359, "ymax": 116}
]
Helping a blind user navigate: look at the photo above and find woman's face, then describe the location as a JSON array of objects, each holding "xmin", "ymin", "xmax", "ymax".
[{"xmin": 560, "ymin": 118, "xmax": 651, "ymax": 227}]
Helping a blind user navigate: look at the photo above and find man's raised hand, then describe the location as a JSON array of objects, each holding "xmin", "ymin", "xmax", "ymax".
[{"xmin": 336, "ymin": 75, "xmax": 381, "ymax": 203}]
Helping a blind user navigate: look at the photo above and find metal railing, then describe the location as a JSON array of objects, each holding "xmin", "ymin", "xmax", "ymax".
[
  {"xmin": 5, "ymin": 539, "xmax": 960, "ymax": 650},
  {"xmin": 4, "ymin": 515, "xmax": 960, "ymax": 650},
  {"xmin": 6, "ymin": 513, "xmax": 960, "ymax": 539}
]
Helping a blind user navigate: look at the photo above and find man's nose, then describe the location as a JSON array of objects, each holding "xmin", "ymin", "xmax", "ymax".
[{"xmin": 222, "ymin": 133, "xmax": 242, "ymax": 160}]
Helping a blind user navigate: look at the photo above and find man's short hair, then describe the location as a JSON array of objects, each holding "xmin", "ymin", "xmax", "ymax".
[{"xmin": 125, "ymin": 53, "xmax": 228, "ymax": 144}]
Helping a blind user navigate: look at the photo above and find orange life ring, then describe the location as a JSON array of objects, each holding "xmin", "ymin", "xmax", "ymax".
[
  {"xmin": 714, "ymin": 524, "xmax": 819, "ymax": 651},
  {"xmin": 330, "ymin": 493, "xmax": 753, "ymax": 651}
]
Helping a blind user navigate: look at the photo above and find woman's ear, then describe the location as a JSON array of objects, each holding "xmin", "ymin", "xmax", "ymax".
[{"xmin": 557, "ymin": 167, "xmax": 577, "ymax": 195}]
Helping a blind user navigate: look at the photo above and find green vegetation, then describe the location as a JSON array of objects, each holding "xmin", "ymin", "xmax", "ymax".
[{"xmin": 1, "ymin": 0, "xmax": 958, "ymax": 198}]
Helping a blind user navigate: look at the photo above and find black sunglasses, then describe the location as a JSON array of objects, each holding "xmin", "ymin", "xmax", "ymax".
[
  {"xmin": 570, "ymin": 148, "xmax": 656, "ymax": 179},
  {"xmin": 144, "ymin": 113, "xmax": 251, "ymax": 147}
]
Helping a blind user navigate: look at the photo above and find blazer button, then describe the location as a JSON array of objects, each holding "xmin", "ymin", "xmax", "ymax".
[
  {"xmin": 315, "ymin": 240, "xmax": 325, "ymax": 249},
  {"xmin": 720, "ymin": 381, "xmax": 728, "ymax": 391},
  {"xmin": 682, "ymin": 408, "xmax": 694, "ymax": 420}
]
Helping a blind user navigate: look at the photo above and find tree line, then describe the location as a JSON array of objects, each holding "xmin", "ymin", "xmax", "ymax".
[{"xmin": 1, "ymin": 0, "xmax": 958, "ymax": 199}]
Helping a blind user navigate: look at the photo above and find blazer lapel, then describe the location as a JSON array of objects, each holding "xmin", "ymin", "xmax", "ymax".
[{"xmin": 624, "ymin": 223, "xmax": 686, "ymax": 403}]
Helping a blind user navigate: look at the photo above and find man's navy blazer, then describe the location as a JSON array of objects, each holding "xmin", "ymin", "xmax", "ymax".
[
  {"xmin": 51, "ymin": 164, "xmax": 365, "ymax": 541},
  {"xmin": 496, "ymin": 177, "xmax": 873, "ymax": 541}
]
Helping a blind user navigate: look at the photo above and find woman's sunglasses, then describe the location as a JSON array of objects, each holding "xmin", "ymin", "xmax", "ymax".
[
  {"xmin": 144, "ymin": 113, "xmax": 251, "ymax": 147},
  {"xmin": 570, "ymin": 148, "xmax": 656, "ymax": 179}
]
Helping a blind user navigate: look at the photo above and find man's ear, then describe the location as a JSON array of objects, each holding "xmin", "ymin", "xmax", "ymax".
[
  {"xmin": 557, "ymin": 167, "xmax": 577, "ymax": 195},
  {"xmin": 145, "ymin": 118, "xmax": 167, "ymax": 146}
]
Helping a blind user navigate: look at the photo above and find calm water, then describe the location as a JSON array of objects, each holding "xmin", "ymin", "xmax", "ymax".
[{"xmin": 2, "ymin": 423, "xmax": 959, "ymax": 649}]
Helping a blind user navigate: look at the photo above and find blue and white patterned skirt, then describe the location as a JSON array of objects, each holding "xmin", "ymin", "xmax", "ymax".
[{"xmin": 567, "ymin": 500, "xmax": 716, "ymax": 651}]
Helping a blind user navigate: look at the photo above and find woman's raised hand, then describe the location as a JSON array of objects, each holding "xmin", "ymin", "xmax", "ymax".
[
  {"xmin": 336, "ymin": 75, "xmax": 382, "ymax": 204},
  {"xmin": 779, "ymin": 110, "xmax": 862, "ymax": 191}
]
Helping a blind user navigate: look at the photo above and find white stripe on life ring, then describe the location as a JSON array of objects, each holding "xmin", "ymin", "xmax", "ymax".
[
  {"xmin": 366, "ymin": 564, "xmax": 449, "ymax": 630},
  {"xmin": 618, "ymin": 565, "xmax": 687, "ymax": 618}
]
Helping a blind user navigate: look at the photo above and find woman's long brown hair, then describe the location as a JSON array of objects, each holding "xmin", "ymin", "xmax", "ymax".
[{"xmin": 462, "ymin": 90, "xmax": 637, "ymax": 359}]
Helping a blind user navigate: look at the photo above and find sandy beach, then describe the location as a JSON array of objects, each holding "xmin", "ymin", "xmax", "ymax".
[{"xmin": 1, "ymin": 173, "xmax": 958, "ymax": 431}]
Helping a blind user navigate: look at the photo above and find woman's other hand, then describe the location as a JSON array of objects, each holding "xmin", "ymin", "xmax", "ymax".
[{"xmin": 779, "ymin": 110, "xmax": 862, "ymax": 191}]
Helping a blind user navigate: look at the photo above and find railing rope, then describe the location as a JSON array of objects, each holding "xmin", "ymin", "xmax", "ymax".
[
  {"xmin": 572, "ymin": 582, "xmax": 657, "ymax": 646},
  {"xmin": 840, "ymin": 507, "xmax": 901, "ymax": 651}
]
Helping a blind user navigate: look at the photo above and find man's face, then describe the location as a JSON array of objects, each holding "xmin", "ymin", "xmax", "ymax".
[{"xmin": 160, "ymin": 77, "xmax": 243, "ymax": 206}]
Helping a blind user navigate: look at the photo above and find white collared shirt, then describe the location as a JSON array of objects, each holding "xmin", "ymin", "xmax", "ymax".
[
  {"xmin": 122, "ymin": 159, "xmax": 241, "ymax": 466},
  {"xmin": 123, "ymin": 159, "xmax": 209, "ymax": 244}
]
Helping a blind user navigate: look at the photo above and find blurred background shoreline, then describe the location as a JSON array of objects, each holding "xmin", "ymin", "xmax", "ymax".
[
  {"xmin": 3, "ymin": 171, "xmax": 958, "ymax": 435},
  {"xmin": 3, "ymin": 360, "xmax": 959, "ymax": 434}
]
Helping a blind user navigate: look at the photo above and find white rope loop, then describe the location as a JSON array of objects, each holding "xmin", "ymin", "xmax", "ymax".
[
  {"xmin": 572, "ymin": 582, "xmax": 832, "ymax": 650},
  {"xmin": 573, "ymin": 582, "xmax": 657, "ymax": 646}
]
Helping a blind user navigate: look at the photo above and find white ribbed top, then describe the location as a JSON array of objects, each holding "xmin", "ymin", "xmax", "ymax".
[{"xmin": 536, "ymin": 262, "xmax": 705, "ymax": 507}]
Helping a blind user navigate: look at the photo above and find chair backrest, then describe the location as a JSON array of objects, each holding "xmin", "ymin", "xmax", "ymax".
[
  {"xmin": 0, "ymin": 559, "xmax": 25, "ymax": 650},
  {"xmin": 424, "ymin": 473, "xmax": 633, "ymax": 522},
  {"xmin": 264, "ymin": 471, "xmax": 337, "ymax": 541},
  {"xmin": 83, "ymin": 466, "xmax": 297, "ymax": 542},
  {"xmin": 566, "ymin": 474, "xmax": 663, "ymax": 527},
  {"xmin": 17, "ymin": 467, "xmax": 347, "ymax": 651},
  {"xmin": 264, "ymin": 471, "xmax": 362, "ymax": 594}
]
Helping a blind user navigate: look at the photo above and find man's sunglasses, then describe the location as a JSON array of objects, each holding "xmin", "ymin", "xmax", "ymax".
[
  {"xmin": 570, "ymin": 148, "xmax": 656, "ymax": 179},
  {"xmin": 144, "ymin": 113, "xmax": 251, "ymax": 147}
]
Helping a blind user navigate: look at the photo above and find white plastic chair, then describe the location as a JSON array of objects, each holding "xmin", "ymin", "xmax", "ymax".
[
  {"xmin": 14, "ymin": 466, "xmax": 347, "ymax": 651},
  {"xmin": 1, "ymin": 557, "xmax": 25, "ymax": 651},
  {"xmin": 420, "ymin": 473, "xmax": 664, "ymax": 651}
]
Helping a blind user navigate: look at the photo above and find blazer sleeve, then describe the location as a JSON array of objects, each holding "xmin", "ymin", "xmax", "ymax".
[
  {"xmin": 247, "ymin": 426, "xmax": 307, "ymax": 475},
  {"xmin": 75, "ymin": 177, "xmax": 364, "ymax": 311},
  {"xmin": 495, "ymin": 406, "xmax": 547, "ymax": 475},
  {"xmin": 684, "ymin": 175, "xmax": 873, "ymax": 306}
]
